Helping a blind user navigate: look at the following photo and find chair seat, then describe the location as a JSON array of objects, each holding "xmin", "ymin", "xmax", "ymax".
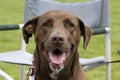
[
  {"xmin": 80, "ymin": 56, "xmax": 105, "ymax": 66},
  {"xmin": 0, "ymin": 50, "xmax": 105, "ymax": 67},
  {"xmin": 0, "ymin": 50, "xmax": 33, "ymax": 65},
  {"xmin": 80, "ymin": 56, "xmax": 105, "ymax": 71}
]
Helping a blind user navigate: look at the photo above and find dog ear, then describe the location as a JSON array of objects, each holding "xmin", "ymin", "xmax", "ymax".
[
  {"xmin": 22, "ymin": 16, "xmax": 39, "ymax": 44},
  {"xmin": 78, "ymin": 19, "xmax": 93, "ymax": 49}
]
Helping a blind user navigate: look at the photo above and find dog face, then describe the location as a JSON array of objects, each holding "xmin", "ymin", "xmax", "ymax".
[{"xmin": 23, "ymin": 10, "xmax": 92, "ymax": 73}]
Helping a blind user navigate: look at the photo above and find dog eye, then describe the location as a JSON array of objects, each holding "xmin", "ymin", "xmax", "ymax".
[
  {"xmin": 42, "ymin": 22, "xmax": 50, "ymax": 27},
  {"xmin": 66, "ymin": 22, "xmax": 75, "ymax": 29},
  {"xmin": 64, "ymin": 19, "xmax": 75, "ymax": 29},
  {"xmin": 67, "ymin": 22, "xmax": 75, "ymax": 28},
  {"xmin": 42, "ymin": 19, "xmax": 53, "ymax": 27}
]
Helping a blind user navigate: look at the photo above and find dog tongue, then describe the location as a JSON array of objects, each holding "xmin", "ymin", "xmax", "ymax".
[{"xmin": 49, "ymin": 52, "xmax": 66, "ymax": 64}]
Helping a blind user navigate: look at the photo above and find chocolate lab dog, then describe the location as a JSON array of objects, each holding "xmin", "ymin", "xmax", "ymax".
[{"xmin": 23, "ymin": 10, "xmax": 92, "ymax": 80}]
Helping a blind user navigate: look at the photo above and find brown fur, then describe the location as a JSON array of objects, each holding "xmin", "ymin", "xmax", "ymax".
[{"xmin": 23, "ymin": 10, "xmax": 92, "ymax": 80}]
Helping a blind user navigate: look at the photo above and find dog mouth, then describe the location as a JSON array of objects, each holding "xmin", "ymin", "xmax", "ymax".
[
  {"xmin": 49, "ymin": 49, "xmax": 67, "ymax": 64},
  {"xmin": 44, "ymin": 48, "xmax": 70, "ymax": 68}
]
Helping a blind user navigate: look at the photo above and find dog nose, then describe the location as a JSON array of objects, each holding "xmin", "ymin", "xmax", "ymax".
[{"xmin": 51, "ymin": 33, "xmax": 64, "ymax": 44}]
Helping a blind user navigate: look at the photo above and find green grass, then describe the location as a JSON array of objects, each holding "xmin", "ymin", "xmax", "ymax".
[{"xmin": 0, "ymin": 0, "xmax": 120, "ymax": 80}]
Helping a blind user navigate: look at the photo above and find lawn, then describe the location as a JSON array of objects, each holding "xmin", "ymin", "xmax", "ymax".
[{"xmin": 0, "ymin": 0, "xmax": 120, "ymax": 80}]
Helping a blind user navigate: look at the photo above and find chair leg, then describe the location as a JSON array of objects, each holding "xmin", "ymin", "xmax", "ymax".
[
  {"xmin": 105, "ymin": 32, "xmax": 111, "ymax": 80},
  {"xmin": 20, "ymin": 65, "xmax": 24, "ymax": 80},
  {"xmin": 20, "ymin": 38, "xmax": 26, "ymax": 80}
]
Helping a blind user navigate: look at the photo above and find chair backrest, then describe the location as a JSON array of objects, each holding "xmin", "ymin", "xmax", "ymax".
[{"xmin": 24, "ymin": 0, "xmax": 110, "ymax": 35}]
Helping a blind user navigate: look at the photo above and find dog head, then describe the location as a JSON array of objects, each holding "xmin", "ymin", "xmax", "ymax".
[{"xmin": 23, "ymin": 10, "xmax": 92, "ymax": 74}]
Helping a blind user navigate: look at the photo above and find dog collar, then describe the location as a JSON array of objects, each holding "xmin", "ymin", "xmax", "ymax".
[{"xmin": 27, "ymin": 58, "xmax": 35, "ymax": 80}]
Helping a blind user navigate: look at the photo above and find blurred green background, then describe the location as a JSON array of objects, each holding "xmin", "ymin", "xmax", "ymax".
[{"xmin": 0, "ymin": 0, "xmax": 120, "ymax": 80}]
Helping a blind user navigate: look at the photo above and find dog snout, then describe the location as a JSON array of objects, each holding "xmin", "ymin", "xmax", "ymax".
[{"xmin": 50, "ymin": 33, "xmax": 64, "ymax": 44}]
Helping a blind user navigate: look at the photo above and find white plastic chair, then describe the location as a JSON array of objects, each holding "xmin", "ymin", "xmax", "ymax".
[{"xmin": 0, "ymin": 0, "xmax": 111, "ymax": 80}]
